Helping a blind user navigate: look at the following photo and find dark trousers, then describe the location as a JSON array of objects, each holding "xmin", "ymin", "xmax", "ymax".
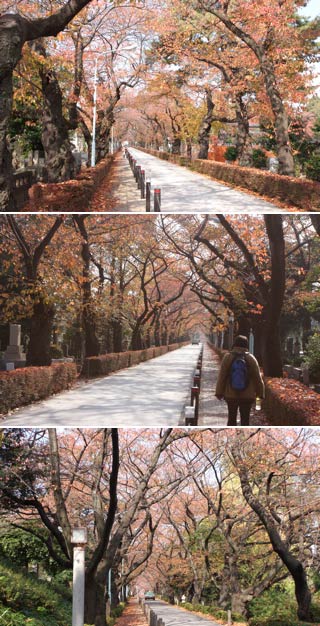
[{"xmin": 227, "ymin": 400, "xmax": 253, "ymax": 426}]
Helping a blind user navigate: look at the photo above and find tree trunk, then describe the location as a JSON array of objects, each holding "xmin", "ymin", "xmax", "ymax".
[
  {"xmin": 198, "ymin": 89, "xmax": 214, "ymax": 160},
  {"xmin": 0, "ymin": 2, "xmax": 93, "ymax": 209},
  {"xmin": 34, "ymin": 40, "xmax": 77, "ymax": 182},
  {"xmin": 235, "ymin": 95, "xmax": 251, "ymax": 166},
  {"xmin": 172, "ymin": 137, "xmax": 181, "ymax": 154},
  {"xmin": 231, "ymin": 435, "xmax": 312, "ymax": 622},
  {"xmin": 26, "ymin": 295, "xmax": 54, "ymax": 365},
  {"xmin": 85, "ymin": 567, "xmax": 108, "ymax": 626},
  {"xmin": 112, "ymin": 319, "xmax": 123, "ymax": 353},
  {"xmin": 74, "ymin": 216, "xmax": 100, "ymax": 358},
  {"xmin": 262, "ymin": 216, "xmax": 286, "ymax": 377},
  {"xmin": 0, "ymin": 22, "xmax": 21, "ymax": 211}
]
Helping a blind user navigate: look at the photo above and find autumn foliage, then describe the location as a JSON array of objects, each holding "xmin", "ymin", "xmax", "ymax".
[
  {"xmin": 263, "ymin": 378, "xmax": 320, "ymax": 425},
  {"xmin": 0, "ymin": 362, "xmax": 77, "ymax": 414},
  {"xmin": 25, "ymin": 156, "xmax": 114, "ymax": 211}
]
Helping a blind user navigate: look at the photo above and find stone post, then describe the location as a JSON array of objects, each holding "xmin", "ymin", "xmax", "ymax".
[{"xmin": 71, "ymin": 528, "xmax": 87, "ymax": 626}]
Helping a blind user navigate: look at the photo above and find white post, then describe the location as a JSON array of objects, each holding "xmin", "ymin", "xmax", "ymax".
[
  {"xmin": 249, "ymin": 328, "xmax": 254, "ymax": 354},
  {"xmin": 72, "ymin": 528, "xmax": 87, "ymax": 626},
  {"xmin": 91, "ymin": 58, "xmax": 98, "ymax": 167}
]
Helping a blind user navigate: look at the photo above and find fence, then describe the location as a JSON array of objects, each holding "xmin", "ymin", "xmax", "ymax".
[
  {"xmin": 13, "ymin": 169, "xmax": 39, "ymax": 209},
  {"xmin": 184, "ymin": 345, "xmax": 203, "ymax": 425},
  {"xmin": 125, "ymin": 148, "xmax": 162, "ymax": 212}
]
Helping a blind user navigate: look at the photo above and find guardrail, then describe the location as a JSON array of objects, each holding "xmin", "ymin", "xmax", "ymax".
[
  {"xmin": 125, "ymin": 148, "xmax": 161, "ymax": 212},
  {"xmin": 142, "ymin": 601, "xmax": 165, "ymax": 626},
  {"xmin": 184, "ymin": 346, "xmax": 203, "ymax": 425}
]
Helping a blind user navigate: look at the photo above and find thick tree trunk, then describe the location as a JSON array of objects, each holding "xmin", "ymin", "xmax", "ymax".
[
  {"xmin": 197, "ymin": 90, "xmax": 214, "ymax": 160},
  {"xmin": 85, "ymin": 566, "xmax": 108, "ymax": 626},
  {"xmin": 26, "ymin": 296, "xmax": 54, "ymax": 365},
  {"xmin": 34, "ymin": 41, "xmax": 77, "ymax": 182},
  {"xmin": 172, "ymin": 137, "xmax": 181, "ymax": 154},
  {"xmin": 235, "ymin": 95, "xmax": 251, "ymax": 166},
  {"xmin": 259, "ymin": 54, "xmax": 294, "ymax": 175},
  {"xmin": 0, "ymin": 2, "xmax": 93, "ymax": 209},
  {"xmin": 112, "ymin": 319, "xmax": 123, "ymax": 353},
  {"xmin": 262, "ymin": 216, "xmax": 286, "ymax": 377}
]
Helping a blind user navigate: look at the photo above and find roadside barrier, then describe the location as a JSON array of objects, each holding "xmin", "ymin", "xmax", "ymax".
[
  {"xmin": 184, "ymin": 345, "xmax": 203, "ymax": 425},
  {"xmin": 125, "ymin": 148, "xmax": 161, "ymax": 212}
]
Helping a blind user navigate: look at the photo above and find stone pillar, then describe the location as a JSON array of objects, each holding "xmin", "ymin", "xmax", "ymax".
[
  {"xmin": 72, "ymin": 546, "xmax": 86, "ymax": 626},
  {"xmin": 4, "ymin": 323, "xmax": 26, "ymax": 366}
]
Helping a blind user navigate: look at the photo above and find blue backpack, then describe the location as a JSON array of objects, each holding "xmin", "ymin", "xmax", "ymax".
[{"xmin": 230, "ymin": 353, "xmax": 249, "ymax": 391}]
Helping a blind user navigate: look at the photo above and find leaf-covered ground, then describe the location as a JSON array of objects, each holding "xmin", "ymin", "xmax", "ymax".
[{"xmin": 114, "ymin": 600, "xmax": 149, "ymax": 626}]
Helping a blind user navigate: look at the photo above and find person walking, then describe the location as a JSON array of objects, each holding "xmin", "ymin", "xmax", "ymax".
[{"xmin": 215, "ymin": 335, "xmax": 264, "ymax": 426}]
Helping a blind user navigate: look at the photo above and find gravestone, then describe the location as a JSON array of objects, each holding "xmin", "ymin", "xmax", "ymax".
[{"xmin": 4, "ymin": 324, "xmax": 26, "ymax": 368}]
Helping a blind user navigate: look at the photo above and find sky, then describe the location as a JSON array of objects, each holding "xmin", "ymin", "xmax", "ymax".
[{"xmin": 299, "ymin": 0, "xmax": 319, "ymax": 18}]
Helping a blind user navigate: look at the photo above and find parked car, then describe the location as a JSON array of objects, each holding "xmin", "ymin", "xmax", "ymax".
[{"xmin": 144, "ymin": 591, "xmax": 156, "ymax": 600}]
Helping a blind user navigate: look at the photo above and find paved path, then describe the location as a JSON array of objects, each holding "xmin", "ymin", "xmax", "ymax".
[
  {"xmin": 198, "ymin": 343, "xmax": 228, "ymax": 425},
  {"xmin": 107, "ymin": 152, "xmax": 146, "ymax": 211},
  {"xmin": 145, "ymin": 601, "xmax": 221, "ymax": 626},
  {"xmin": 129, "ymin": 148, "xmax": 283, "ymax": 212},
  {"xmin": 1, "ymin": 345, "xmax": 201, "ymax": 427}
]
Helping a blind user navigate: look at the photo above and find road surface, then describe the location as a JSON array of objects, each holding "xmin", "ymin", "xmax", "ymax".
[
  {"xmin": 145, "ymin": 601, "xmax": 221, "ymax": 626},
  {"xmin": 129, "ymin": 148, "xmax": 283, "ymax": 212},
  {"xmin": 1, "ymin": 345, "xmax": 202, "ymax": 427}
]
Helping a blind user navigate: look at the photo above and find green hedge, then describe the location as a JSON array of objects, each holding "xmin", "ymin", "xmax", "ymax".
[
  {"xmin": 249, "ymin": 619, "xmax": 312, "ymax": 626},
  {"xmin": 84, "ymin": 342, "xmax": 188, "ymax": 379},
  {"xmin": 0, "ymin": 362, "xmax": 77, "ymax": 415},
  {"xmin": 142, "ymin": 148, "xmax": 320, "ymax": 211}
]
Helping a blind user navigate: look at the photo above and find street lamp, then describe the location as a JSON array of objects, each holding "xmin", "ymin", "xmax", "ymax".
[{"xmin": 71, "ymin": 527, "xmax": 87, "ymax": 626}]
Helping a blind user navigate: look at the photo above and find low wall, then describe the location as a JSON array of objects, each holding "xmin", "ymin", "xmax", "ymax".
[
  {"xmin": 0, "ymin": 362, "xmax": 77, "ymax": 415},
  {"xmin": 25, "ymin": 156, "xmax": 115, "ymax": 211},
  {"xmin": 83, "ymin": 342, "xmax": 188, "ymax": 379},
  {"xmin": 141, "ymin": 149, "xmax": 320, "ymax": 211}
]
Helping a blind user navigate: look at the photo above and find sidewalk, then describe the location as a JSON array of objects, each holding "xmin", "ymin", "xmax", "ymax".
[
  {"xmin": 198, "ymin": 344, "xmax": 269, "ymax": 426},
  {"xmin": 198, "ymin": 344, "xmax": 228, "ymax": 425},
  {"xmin": 90, "ymin": 151, "xmax": 146, "ymax": 211},
  {"xmin": 115, "ymin": 600, "xmax": 148, "ymax": 626}
]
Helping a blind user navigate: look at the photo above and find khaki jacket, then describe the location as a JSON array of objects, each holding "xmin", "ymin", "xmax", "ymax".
[{"xmin": 215, "ymin": 347, "xmax": 265, "ymax": 401}]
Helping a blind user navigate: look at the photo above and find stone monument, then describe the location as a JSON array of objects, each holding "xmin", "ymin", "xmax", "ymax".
[{"xmin": 4, "ymin": 324, "xmax": 26, "ymax": 368}]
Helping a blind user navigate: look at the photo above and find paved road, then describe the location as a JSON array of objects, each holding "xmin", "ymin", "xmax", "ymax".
[
  {"xmin": 1, "ymin": 345, "xmax": 201, "ymax": 427},
  {"xmin": 129, "ymin": 148, "xmax": 282, "ymax": 212},
  {"xmin": 145, "ymin": 601, "xmax": 221, "ymax": 626}
]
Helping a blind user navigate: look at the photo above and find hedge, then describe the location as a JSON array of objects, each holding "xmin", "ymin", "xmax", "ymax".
[
  {"xmin": 84, "ymin": 342, "xmax": 188, "ymax": 379},
  {"xmin": 263, "ymin": 378, "xmax": 320, "ymax": 425},
  {"xmin": 26, "ymin": 156, "xmax": 115, "ymax": 212},
  {"xmin": 0, "ymin": 362, "xmax": 77, "ymax": 415},
  {"xmin": 141, "ymin": 149, "xmax": 320, "ymax": 210},
  {"xmin": 248, "ymin": 617, "xmax": 311, "ymax": 626}
]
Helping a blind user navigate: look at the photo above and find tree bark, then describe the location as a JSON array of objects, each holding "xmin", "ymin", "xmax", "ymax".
[
  {"xmin": 32, "ymin": 40, "xmax": 77, "ymax": 182},
  {"xmin": 197, "ymin": 89, "xmax": 215, "ymax": 160},
  {"xmin": 231, "ymin": 434, "xmax": 312, "ymax": 621},
  {"xmin": 0, "ymin": 0, "xmax": 93, "ymax": 210},
  {"xmin": 262, "ymin": 216, "xmax": 286, "ymax": 377},
  {"xmin": 26, "ymin": 295, "xmax": 54, "ymax": 366},
  {"xmin": 235, "ymin": 95, "xmax": 251, "ymax": 166},
  {"xmin": 73, "ymin": 216, "xmax": 100, "ymax": 358}
]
